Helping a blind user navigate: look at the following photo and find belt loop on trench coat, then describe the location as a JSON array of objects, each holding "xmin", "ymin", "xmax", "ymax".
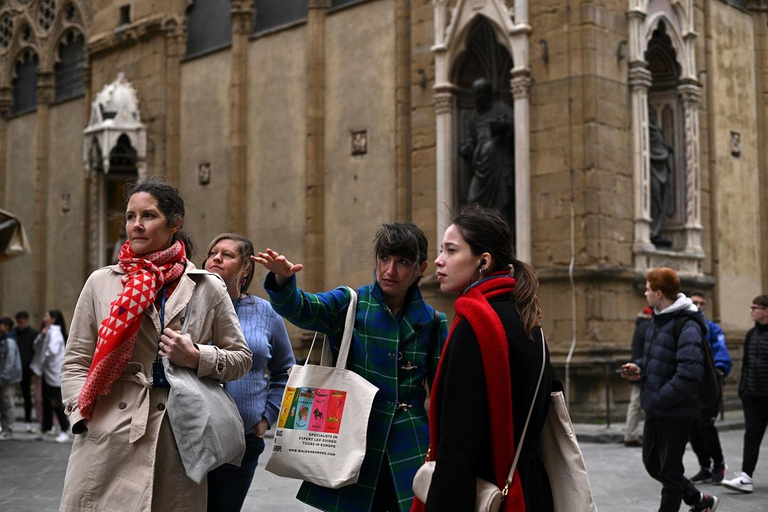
[{"xmin": 117, "ymin": 369, "xmax": 153, "ymax": 444}]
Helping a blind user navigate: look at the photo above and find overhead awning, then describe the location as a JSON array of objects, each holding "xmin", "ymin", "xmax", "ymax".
[{"xmin": 0, "ymin": 208, "xmax": 31, "ymax": 263}]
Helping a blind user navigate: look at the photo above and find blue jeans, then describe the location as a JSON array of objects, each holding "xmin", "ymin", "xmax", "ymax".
[{"xmin": 207, "ymin": 433, "xmax": 266, "ymax": 512}]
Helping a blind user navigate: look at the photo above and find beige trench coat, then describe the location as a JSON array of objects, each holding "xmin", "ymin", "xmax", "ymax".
[{"xmin": 60, "ymin": 262, "xmax": 252, "ymax": 512}]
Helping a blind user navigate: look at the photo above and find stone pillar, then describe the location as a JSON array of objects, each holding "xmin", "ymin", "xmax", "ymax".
[
  {"xmin": 34, "ymin": 70, "xmax": 54, "ymax": 315},
  {"xmin": 164, "ymin": 19, "xmax": 185, "ymax": 188},
  {"xmin": 305, "ymin": 0, "xmax": 329, "ymax": 292},
  {"xmin": 433, "ymin": 90, "xmax": 453, "ymax": 253},
  {"xmin": 629, "ymin": 65, "xmax": 654, "ymax": 255},
  {"xmin": 395, "ymin": 0, "xmax": 412, "ymax": 221},
  {"xmin": 511, "ymin": 73, "xmax": 531, "ymax": 263},
  {"xmin": 229, "ymin": 0, "xmax": 253, "ymax": 234},
  {"xmin": 0, "ymin": 86, "xmax": 11, "ymax": 311},
  {"xmin": 82, "ymin": 61, "xmax": 95, "ymax": 276},
  {"xmin": 679, "ymin": 81, "xmax": 704, "ymax": 256}
]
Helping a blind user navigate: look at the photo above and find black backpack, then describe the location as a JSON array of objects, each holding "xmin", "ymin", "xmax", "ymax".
[{"xmin": 673, "ymin": 317, "xmax": 720, "ymax": 407}]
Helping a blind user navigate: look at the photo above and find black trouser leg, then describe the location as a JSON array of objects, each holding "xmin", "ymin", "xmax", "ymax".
[
  {"xmin": 21, "ymin": 366, "xmax": 33, "ymax": 423},
  {"xmin": 689, "ymin": 418, "xmax": 711, "ymax": 468},
  {"xmin": 41, "ymin": 378, "xmax": 69, "ymax": 433},
  {"xmin": 741, "ymin": 396, "xmax": 768, "ymax": 477},
  {"xmin": 643, "ymin": 418, "xmax": 701, "ymax": 512}
]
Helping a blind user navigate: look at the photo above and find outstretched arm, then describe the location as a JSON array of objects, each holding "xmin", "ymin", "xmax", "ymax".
[{"xmin": 252, "ymin": 249, "xmax": 304, "ymax": 290}]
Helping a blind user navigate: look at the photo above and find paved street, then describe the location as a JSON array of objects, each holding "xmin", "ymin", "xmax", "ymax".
[{"xmin": 1, "ymin": 417, "xmax": 766, "ymax": 511}]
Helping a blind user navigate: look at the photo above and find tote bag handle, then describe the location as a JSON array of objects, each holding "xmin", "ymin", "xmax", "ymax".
[{"xmin": 304, "ymin": 287, "xmax": 358, "ymax": 370}]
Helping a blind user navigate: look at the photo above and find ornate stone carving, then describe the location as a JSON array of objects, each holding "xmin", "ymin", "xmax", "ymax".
[
  {"xmin": 628, "ymin": 66, "xmax": 653, "ymax": 91},
  {"xmin": 434, "ymin": 92, "xmax": 452, "ymax": 115},
  {"xmin": 510, "ymin": 75, "xmax": 531, "ymax": 99}
]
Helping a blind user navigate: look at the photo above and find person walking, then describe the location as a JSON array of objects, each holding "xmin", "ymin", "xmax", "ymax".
[
  {"xmin": 415, "ymin": 206, "xmax": 557, "ymax": 512},
  {"xmin": 721, "ymin": 294, "xmax": 768, "ymax": 494},
  {"xmin": 688, "ymin": 291, "xmax": 731, "ymax": 484},
  {"xmin": 255, "ymin": 221, "xmax": 448, "ymax": 512},
  {"xmin": 10, "ymin": 311, "xmax": 38, "ymax": 432},
  {"xmin": 203, "ymin": 233, "xmax": 295, "ymax": 512},
  {"xmin": 624, "ymin": 306, "xmax": 652, "ymax": 447},
  {"xmin": 59, "ymin": 178, "xmax": 252, "ymax": 512},
  {"xmin": 29, "ymin": 310, "xmax": 70, "ymax": 443},
  {"xmin": 0, "ymin": 316, "xmax": 22, "ymax": 440},
  {"xmin": 621, "ymin": 267, "xmax": 718, "ymax": 512}
]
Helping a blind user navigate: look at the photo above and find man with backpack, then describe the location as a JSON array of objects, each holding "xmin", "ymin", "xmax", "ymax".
[
  {"xmin": 621, "ymin": 267, "xmax": 719, "ymax": 512},
  {"xmin": 687, "ymin": 291, "xmax": 731, "ymax": 484}
]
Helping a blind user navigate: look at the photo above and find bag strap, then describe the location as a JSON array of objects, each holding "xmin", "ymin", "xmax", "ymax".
[
  {"xmin": 304, "ymin": 287, "xmax": 358, "ymax": 369},
  {"xmin": 503, "ymin": 329, "xmax": 547, "ymax": 493}
]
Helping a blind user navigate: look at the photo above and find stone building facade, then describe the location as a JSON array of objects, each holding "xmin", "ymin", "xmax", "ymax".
[{"xmin": 1, "ymin": 0, "xmax": 767, "ymax": 419}]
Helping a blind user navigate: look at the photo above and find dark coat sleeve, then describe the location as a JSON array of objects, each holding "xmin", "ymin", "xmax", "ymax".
[{"xmin": 426, "ymin": 319, "xmax": 487, "ymax": 512}]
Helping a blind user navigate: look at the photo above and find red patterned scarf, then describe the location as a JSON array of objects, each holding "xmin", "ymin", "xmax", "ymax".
[
  {"xmin": 412, "ymin": 275, "xmax": 524, "ymax": 512},
  {"xmin": 78, "ymin": 240, "xmax": 186, "ymax": 419}
]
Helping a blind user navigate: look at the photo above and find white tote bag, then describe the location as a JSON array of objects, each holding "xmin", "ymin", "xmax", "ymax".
[{"xmin": 265, "ymin": 288, "xmax": 379, "ymax": 488}]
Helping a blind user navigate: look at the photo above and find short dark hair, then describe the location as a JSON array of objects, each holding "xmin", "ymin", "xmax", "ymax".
[
  {"xmin": 753, "ymin": 294, "xmax": 768, "ymax": 308},
  {"xmin": 126, "ymin": 177, "xmax": 196, "ymax": 256},
  {"xmin": 373, "ymin": 222, "xmax": 428, "ymax": 265},
  {"xmin": 14, "ymin": 311, "xmax": 29, "ymax": 320},
  {"xmin": 689, "ymin": 290, "xmax": 706, "ymax": 299},
  {"xmin": 0, "ymin": 317, "xmax": 13, "ymax": 329},
  {"xmin": 646, "ymin": 267, "xmax": 680, "ymax": 301},
  {"xmin": 203, "ymin": 233, "xmax": 256, "ymax": 294}
]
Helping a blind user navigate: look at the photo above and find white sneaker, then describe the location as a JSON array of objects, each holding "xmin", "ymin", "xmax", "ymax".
[
  {"xmin": 0, "ymin": 430, "xmax": 13, "ymax": 441},
  {"xmin": 54, "ymin": 432, "xmax": 70, "ymax": 443},
  {"xmin": 24, "ymin": 422, "xmax": 38, "ymax": 433},
  {"xmin": 722, "ymin": 471, "xmax": 754, "ymax": 493}
]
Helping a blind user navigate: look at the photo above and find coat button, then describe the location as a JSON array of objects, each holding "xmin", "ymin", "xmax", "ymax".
[
  {"xmin": 217, "ymin": 363, "xmax": 224, "ymax": 372},
  {"xmin": 118, "ymin": 402, "xmax": 127, "ymax": 410},
  {"xmin": 157, "ymin": 403, "xmax": 166, "ymax": 411}
]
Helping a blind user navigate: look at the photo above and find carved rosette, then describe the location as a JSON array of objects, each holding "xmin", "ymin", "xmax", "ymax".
[
  {"xmin": 434, "ymin": 92, "xmax": 452, "ymax": 115},
  {"xmin": 510, "ymin": 75, "xmax": 531, "ymax": 100}
]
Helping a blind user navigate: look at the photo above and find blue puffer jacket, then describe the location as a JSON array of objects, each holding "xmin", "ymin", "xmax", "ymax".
[{"xmin": 634, "ymin": 294, "xmax": 706, "ymax": 420}]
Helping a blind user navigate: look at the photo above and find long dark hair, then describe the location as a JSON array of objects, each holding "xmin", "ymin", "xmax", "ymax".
[
  {"xmin": 47, "ymin": 309, "xmax": 68, "ymax": 341},
  {"xmin": 451, "ymin": 205, "xmax": 541, "ymax": 338},
  {"xmin": 203, "ymin": 233, "xmax": 256, "ymax": 294},
  {"xmin": 126, "ymin": 177, "xmax": 196, "ymax": 256}
]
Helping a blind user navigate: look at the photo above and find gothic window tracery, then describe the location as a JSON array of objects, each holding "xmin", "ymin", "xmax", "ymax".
[
  {"xmin": 38, "ymin": 0, "xmax": 55, "ymax": 31},
  {"xmin": 12, "ymin": 50, "xmax": 38, "ymax": 115},
  {"xmin": 0, "ymin": 14, "xmax": 12, "ymax": 49},
  {"xmin": 54, "ymin": 30, "xmax": 85, "ymax": 102}
]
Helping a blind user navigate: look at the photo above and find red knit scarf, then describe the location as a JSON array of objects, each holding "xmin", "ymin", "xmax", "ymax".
[
  {"xmin": 412, "ymin": 275, "xmax": 524, "ymax": 512},
  {"xmin": 78, "ymin": 240, "xmax": 186, "ymax": 419}
]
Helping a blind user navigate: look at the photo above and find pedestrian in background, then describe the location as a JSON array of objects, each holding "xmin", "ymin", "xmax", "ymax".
[
  {"xmin": 10, "ymin": 311, "xmax": 38, "ymax": 432},
  {"xmin": 688, "ymin": 291, "xmax": 731, "ymax": 485},
  {"xmin": 203, "ymin": 233, "xmax": 295, "ymax": 512},
  {"xmin": 0, "ymin": 316, "xmax": 22, "ymax": 440},
  {"xmin": 722, "ymin": 294, "xmax": 768, "ymax": 494},
  {"xmin": 255, "ymin": 221, "xmax": 448, "ymax": 512},
  {"xmin": 29, "ymin": 309, "xmax": 70, "ymax": 443},
  {"xmin": 621, "ymin": 267, "xmax": 718, "ymax": 512},
  {"xmin": 623, "ymin": 306, "xmax": 652, "ymax": 448},
  {"xmin": 417, "ymin": 205, "xmax": 557, "ymax": 512}
]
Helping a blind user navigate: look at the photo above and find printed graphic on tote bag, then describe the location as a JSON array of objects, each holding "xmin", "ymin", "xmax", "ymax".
[{"xmin": 278, "ymin": 387, "xmax": 348, "ymax": 433}]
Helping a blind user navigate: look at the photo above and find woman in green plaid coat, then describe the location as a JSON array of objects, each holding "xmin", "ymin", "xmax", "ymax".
[{"xmin": 255, "ymin": 222, "xmax": 448, "ymax": 512}]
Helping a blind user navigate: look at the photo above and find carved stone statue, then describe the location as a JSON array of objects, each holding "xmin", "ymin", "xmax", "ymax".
[
  {"xmin": 459, "ymin": 78, "xmax": 514, "ymax": 220},
  {"xmin": 648, "ymin": 109, "xmax": 673, "ymax": 247}
]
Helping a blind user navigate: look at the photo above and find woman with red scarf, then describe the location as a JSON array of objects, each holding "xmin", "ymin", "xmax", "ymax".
[
  {"xmin": 59, "ymin": 179, "xmax": 252, "ymax": 512},
  {"xmin": 413, "ymin": 206, "xmax": 557, "ymax": 512}
]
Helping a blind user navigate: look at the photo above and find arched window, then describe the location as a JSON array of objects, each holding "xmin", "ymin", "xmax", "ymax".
[
  {"xmin": 253, "ymin": 0, "xmax": 307, "ymax": 34},
  {"xmin": 185, "ymin": 0, "xmax": 232, "ymax": 58},
  {"xmin": 54, "ymin": 31, "xmax": 86, "ymax": 102},
  {"xmin": 12, "ymin": 50, "xmax": 39, "ymax": 115}
]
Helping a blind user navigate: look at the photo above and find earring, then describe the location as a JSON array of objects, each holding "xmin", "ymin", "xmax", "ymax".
[{"xmin": 240, "ymin": 276, "xmax": 247, "ymax": 287}]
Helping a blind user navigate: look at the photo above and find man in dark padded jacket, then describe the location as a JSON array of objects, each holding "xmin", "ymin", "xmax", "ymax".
[{"xmin": 621, "ymin": 267, "xmax": 718, "ymax": 512}]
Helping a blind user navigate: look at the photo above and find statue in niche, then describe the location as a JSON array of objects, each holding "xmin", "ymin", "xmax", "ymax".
[
  {"xmin": 459, "ymin": 78, "xmax": 514, "ymax": 220},
  {"xmin": 648, "ymin": 109, "xmax": 673, "ymax": 247}
]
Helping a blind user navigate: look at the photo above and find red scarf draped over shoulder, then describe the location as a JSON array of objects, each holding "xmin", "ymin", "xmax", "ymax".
[
  {"xmin": 412, "ymin": 274, "xmax": 525, "ymax": 512},
  {"xmin": 77, "ymin": 240, "xmax": 186, "ymax": 420}
]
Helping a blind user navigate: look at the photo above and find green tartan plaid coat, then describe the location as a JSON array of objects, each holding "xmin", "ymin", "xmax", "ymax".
[{"xmin": 265, "ymin": 273, "xmax": 448, "ymax": 512}]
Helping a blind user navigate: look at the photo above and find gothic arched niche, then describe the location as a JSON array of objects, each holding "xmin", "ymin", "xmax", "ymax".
[
  {"xmin": 452, "ymin": 17, "xmax": 514, "ymax": 229},
  {"xmin": 645, "ymin": 21, "xmax": 685, "ymax": 246},
  {"xmin": 101, "ymin": 134, "xmax": 136, "ymax": 264}
]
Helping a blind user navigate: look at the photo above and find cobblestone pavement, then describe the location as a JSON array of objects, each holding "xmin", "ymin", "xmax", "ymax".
[{"xmin": 1, "ymin": 417, "xmax": 766, "ymax": 511}]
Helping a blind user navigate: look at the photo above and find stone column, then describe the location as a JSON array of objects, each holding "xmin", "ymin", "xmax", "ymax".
[
  {"xmin": 305, "ymin": 0, "xmax": 329, "ymax": 292},
  {"xmin": 164, "ymin": 19, "xmax": 185, "ymax": 188},
  {"xmin": 82, "ymin": 61, "xmax": 95, "ymax": 276},
  {"xmin": 34, "ymin": 70, "xmax": 54, "ymax": 315},
  {"xmin": 0, "ymin": 87, "xmax": 11, "ymax": 311},
  {"xmin": 229, "ymin": 0, "xmax": 253, "ymax": 234},
  {"xmin": 629, "ymin": 65, "xmax": 654, "ymax": 255},
  {"xmin": 678, "ymin": 81, "xmax": 704, "ymax": 256},
  {"xmin": 511, "ymin": 73, "xmax": 531, "ymax": 263},
  {"xmin": 433, "ymin": 90, "xmax": 453, "ymax": 254},
  {"xmin": 395, "ymin": 0, "xmax": 412, "ymax": 220}
]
